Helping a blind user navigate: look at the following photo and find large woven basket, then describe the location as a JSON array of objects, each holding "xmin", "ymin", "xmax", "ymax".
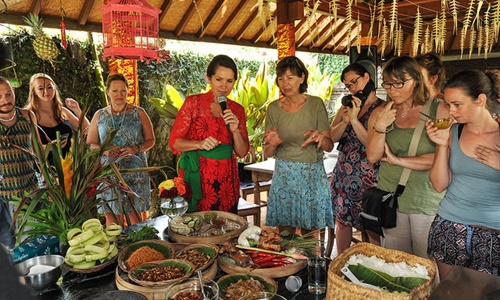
[{"xmin": 327, "ymin": 243, "xmax": 436, "ymax": 300}]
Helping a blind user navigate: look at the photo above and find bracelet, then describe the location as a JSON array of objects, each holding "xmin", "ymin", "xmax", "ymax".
[
  {"xmin": 373, "ymin": 125, "xmax": 386, "ymax": 134},
  {"xmin": 136, "ymin": 144, "xmax": 143, "ymax": 152}
]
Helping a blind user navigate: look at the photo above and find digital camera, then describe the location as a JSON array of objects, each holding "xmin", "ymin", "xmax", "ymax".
[{"xmin": 341, "ymin": 80, "xmax": 375, "ymax": 107}]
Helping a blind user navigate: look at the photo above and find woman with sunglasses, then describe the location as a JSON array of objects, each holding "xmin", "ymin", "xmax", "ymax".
[
  {"xmin": 366, "ymin": 56, "xmax": 449, "ymax": 258},
  {"xmin": 264, "ymin": 56, "xmax": 334, "ymax": 240},
  {"xmin": 330, "ymin": 63, "xmax": 385, "ymax": 254}
]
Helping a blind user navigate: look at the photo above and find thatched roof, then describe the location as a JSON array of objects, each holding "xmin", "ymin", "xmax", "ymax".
[{"xmin": 1, "ymin": 0, "xmax": 499, "ymax": 59}]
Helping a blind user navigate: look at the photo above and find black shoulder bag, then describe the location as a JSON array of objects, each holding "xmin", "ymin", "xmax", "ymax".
[{"xmin": 360, "ymin": 100, "xmax": 431, "ymax": 237}]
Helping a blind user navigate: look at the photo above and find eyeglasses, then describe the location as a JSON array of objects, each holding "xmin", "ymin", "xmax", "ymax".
[
  {"xmin": 344, "ymin": 76, "xmax": 362, "ymax": 90},
  {"xmin": 381, "ymin": 78, "xmax": 413, "ymax": 90}
]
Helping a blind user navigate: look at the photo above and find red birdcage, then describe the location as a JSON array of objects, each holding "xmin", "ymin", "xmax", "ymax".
[{"xmin": 100, "ymin": 0, "xmax": 161, "ymax": 63}]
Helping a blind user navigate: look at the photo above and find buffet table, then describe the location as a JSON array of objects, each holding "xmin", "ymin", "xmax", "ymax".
[{"xmin": 35, "ymin": 215, "xmax": 500, "ymax": 300}]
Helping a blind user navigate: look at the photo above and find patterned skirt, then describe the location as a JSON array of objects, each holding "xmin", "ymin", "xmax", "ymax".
[{"xmin": 266, "ymin": 159, "xmax": 334, "ymax": 230}]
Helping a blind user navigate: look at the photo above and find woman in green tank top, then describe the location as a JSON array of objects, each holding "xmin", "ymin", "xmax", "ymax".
[{"xmin": 366, "ymin": 56, "xmax": 449, "ymax": 258}]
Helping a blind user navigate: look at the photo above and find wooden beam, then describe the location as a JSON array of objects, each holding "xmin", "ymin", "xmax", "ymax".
[
  {"xmin": 159, "ymin": 0, "xmax": 174, "ymax": 23},
  {"xmin": 29, "ymin": 0, "xmax": 42, "ymax": 15},
  {"xmin": 317, "ymin": 18, "xmax": 342, "ymax": 51},
  {"xmin": 197, "ymin": 0, "xmax": 227, "ymax": 38},
  {"xmin": 78, "ymin": 0, "xmax": 95, "ymax": 26},
  {"xmin": 216, "ymin": 0, "xmax": 248, "ymax": 40},
  {"xmin": 175, "ymin": 0, "xmax": 201, "ymax": 37}
]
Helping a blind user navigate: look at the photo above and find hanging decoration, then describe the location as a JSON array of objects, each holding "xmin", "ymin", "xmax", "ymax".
[
  {"xmin": 59, "ymin": 0, "xmax": 67, "ymax": 49},
  {"xmin": 412, "ymin": 7, "xmax": 422, "ymax": 56},
  {"xmin": 100, "ymin": 0, "xmax": 162, "ymax": 63}
]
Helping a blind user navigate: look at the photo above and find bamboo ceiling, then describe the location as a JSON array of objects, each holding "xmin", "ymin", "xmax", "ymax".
[{"xmin": 0, "ymin": 0, "xmax": 499, "ymax": 59}]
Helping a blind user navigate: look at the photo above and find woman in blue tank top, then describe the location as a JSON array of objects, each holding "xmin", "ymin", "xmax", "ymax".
[{"xmin": 426, "ymin": 70, "xmax": 500, "ymax": 278}]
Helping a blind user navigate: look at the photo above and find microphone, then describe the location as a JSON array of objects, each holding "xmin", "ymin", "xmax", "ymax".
[{"xmin": 218, "ymin": 95, "xmax": 231, "ymax": 131}]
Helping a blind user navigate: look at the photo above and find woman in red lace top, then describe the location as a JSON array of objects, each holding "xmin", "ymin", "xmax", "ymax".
[{"xmin": 169, "ymin": 55, "xmax": 249, "ymax": 213}]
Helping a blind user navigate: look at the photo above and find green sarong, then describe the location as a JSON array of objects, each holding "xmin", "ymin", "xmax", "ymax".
[{"xmin": 178, "ymin": 144, "xmax": 232, "ymax": 212}]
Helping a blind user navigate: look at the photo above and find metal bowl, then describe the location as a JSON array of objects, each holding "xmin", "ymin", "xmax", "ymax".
[{"xmin": 14, "ymin": 254, "xmax": 64, "ymax": 291}]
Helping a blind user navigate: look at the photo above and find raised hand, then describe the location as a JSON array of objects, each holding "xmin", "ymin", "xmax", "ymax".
[
  {"xmin": 425, "ymin": 120, "xmax": 450, "ymax": 146},
  {"xmin": 474, "ymin": 144, "xmax": 500, "ymax": 170}
]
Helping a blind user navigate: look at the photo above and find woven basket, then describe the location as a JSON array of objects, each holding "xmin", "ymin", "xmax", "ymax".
[
  {"xmin": 118, "ymin": 239, "xmax": 175, "ymax": 273},
  {"xmin": 327, "ymin": 243, "xmax": 436, "ymax": 300},
  {"xmin": 64, "ymin": 255, "xmax": 117, "ymax": 274},
  {"xmin": 174, "ymin": 243, "xmax": 219, "ymax": 273},
  {"xmin": 128, "ymin": 259, "xmax": 195, "ymax": 288}
]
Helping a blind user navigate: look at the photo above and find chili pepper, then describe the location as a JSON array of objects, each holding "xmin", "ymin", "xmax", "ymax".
[
  {"xmin": 253, "ymin": 254, "xmax": 279, "ymax": 264},
  {"xmin": 257, "ymin": 260, "xmax": 290, "ymax": 268}
]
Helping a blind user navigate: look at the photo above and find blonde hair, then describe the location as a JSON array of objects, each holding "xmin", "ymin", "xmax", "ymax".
[{"xmin": 26, "ymin": 73, "xmax": 65, "ymax": 123}]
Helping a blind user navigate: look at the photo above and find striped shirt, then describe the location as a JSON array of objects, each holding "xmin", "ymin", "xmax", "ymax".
[{"xmin": 0, "ymin": 108, "xmax": 38, "ymax": 201}]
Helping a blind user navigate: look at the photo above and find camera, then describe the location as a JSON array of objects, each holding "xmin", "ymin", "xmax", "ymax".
[
  {"xmin": 341, "ymin": 92, "xmax": 368, "ymax": 107},
  {"xmin": 341, "ymin": 79, "xmax": 375, "ymax": 108}
]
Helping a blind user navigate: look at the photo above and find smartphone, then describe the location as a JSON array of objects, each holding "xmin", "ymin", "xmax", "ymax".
[{"xmin": 60, "ymin": 133, "xmax": 70, "ymax": 140}]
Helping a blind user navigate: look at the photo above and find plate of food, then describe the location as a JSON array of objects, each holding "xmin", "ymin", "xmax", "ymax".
[
  {"xmin": 174, "ymin": 243, "xmax": 218, "ymax": 273},
  {"xmin": 118, "ymin": 240, "xmax": 175, "ymax": 273},
  {"xmin": 217, "ymin": 273, "xmax": 277, "ymax": 300},
  {"xmin": 167, "ymin": 211, "xmax": 247, "ymax": 244},
  {"xmin": 128, "ymin": 259, "xmax": 195, "ymax": 288},
  {"xmin": 217, "ymin": 226, "xmax": 309, "ymax": 278}
]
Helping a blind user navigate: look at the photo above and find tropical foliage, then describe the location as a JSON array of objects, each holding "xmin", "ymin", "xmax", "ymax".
[{"xmin": 13, "ymin": 115, "xmax": 157, "ymax": 246}]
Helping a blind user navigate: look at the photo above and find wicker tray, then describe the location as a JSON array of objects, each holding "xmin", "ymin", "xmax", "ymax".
[
  {"xmin": 174, "ymin": 243, "xmax": 219, "ymax": 273},
  {"xmin": 116, "ymin": 262, "xmax": 217, "ymax": 300},
  {"xmin": 167, "ymin": 211, "xmax": 247, "ymax": 244},
  {"xmin": 217, "ymin": 273, "xmax": 278, "ymax": 299},
  {"xmin": 64, "ymin": 255, "xmax": 117, "ymax": 274},
  {"xmin": 118, "ymin": 240, "xmax": 175, "ymax": 273},
  {"xmin": 328, "ymin": 242, "xmax": 436, "ymax": 300},
  {"xmin": 217, "ymin": 255, "xmax": 307, "ymax": 279},
  {"xmin": 128, "ymin": 259, "xmax": 195, "ymax": 288}
]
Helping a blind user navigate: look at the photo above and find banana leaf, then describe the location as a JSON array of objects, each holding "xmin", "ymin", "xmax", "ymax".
[{"xmin": 348, "ymin": 264, "xmax": 428, "ymax": 294}]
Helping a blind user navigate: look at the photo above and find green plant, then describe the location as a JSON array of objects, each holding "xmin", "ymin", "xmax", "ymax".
[{"xmin": 13, "ymin": 115, "xmax": 159, "ymax": 246}]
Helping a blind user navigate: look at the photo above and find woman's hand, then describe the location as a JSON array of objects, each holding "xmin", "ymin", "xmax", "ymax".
[
  {"xmin": 474, "ymin": 144, "xmax": 500, "ymax": 170},
  {"xmin": 264, "ymin": 127, "xmax": 282, "ymax": 147},
  {"xmin": 381, "ymin": 143, "xmax": 401, "ymax": 165},
  {"xmin": 65, "ymin": 98, "xmax": 82, "ymax": 116},
  {"xmin": 346, "ymin": 97, "xmax": 362, "ymax": 122},
  {"xmin": 105, "ymin": 146, "xmax": 122, "ymax": 159},
  {"xmin": 198, "ymin": 136, "xmax": 220, "ymax": 151},
  {"xmin": 221, "ymin": 109, "xmax": 239, "ymax": 133},
  {"xmin": 425, "ymin": 120, "xmax": 450, "ymax": 146},
  {"xmin": 120, "ymin": 145, "xmax": 139, "ymax": 156},
  {"xmin": 302, "ymin": 130, "xmax": 323, "ymax": 148},
  {"xmin": 373, "ymin": 101, "xmax": 396, "ymax": 131}
]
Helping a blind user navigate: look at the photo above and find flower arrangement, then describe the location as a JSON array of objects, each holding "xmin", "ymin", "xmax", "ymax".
[{"xmin": 158, "ymin": 177, "xmax": 192, "ymax": 201}]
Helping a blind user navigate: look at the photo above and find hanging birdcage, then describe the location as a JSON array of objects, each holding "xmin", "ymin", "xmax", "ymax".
[{"xmin": 100, "ymin": 0, "xmax": 161, "ymax": 63}]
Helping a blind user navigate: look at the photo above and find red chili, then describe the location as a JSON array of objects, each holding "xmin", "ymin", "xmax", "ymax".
[
  {"xmin": 257, "ymin": 260, "xmax": 288, "ymax": 268},
  {"xmin": 253, "ymin": 255, "xmax": 278, "ymax": 264}
]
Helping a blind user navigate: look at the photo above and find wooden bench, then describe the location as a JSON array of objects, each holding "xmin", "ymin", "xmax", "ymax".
[{"xmin": 237, "ymin": 198, "xmax": 261, "ymax": 226}]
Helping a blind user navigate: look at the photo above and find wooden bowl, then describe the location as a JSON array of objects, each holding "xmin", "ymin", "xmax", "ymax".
[
  {"xmin": 118, "ymin": 240, "xmax": 175, "ymax": 273},
  {"xmin": 174, "ymin": 243, "xmax": 219, "ymax": 273},
  {"xmin": 217, "ymin": 273, "xmax": 277, "ymax": 300},
  {"xmin": 167, "ymin": 211, "xmax": 247, "ymax": 244},
  {"xmin": 128, "ymin": 259, "xmax": 194, "ymax": 288},
  {"xmin": 217, "ymin": 255, "xmax": 307, "ymax": 279}
]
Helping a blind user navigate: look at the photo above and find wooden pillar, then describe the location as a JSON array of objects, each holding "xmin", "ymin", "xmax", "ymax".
[{"xmin": 276, "ymin": 0, "xmax": 304, "ymax": 60}]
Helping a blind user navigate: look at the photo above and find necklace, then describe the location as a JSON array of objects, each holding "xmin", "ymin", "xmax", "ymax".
[
  {"xmin": 111, "ymin": 103, "xmax": 128, "ymax": 130},
  {"xmin": 0, "ymin": 110, "xmax": 16, "ymax": 122},
  {"xmin": 111, "ymin": 104, "xmax": 127, "ymax": 115},
  {"xmin": 401, "ymin": 109, "xmax": 409, "ymax": 118}
]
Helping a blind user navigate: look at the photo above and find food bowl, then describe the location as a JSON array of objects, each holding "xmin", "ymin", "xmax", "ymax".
[
  {"xmin": 432, "ymin": 118, "xmax": 453, "ymax": 129},
  {"xmin": 239, "ymin": 292, "xmax": 287, "ymax": 300},
  {"xmin": 14, "ymin": 254, "xmax": 64, "ymax": 291},
  {"xmin": 165, "ymin": 277, "xmax": 219, "ymax": 300}
]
